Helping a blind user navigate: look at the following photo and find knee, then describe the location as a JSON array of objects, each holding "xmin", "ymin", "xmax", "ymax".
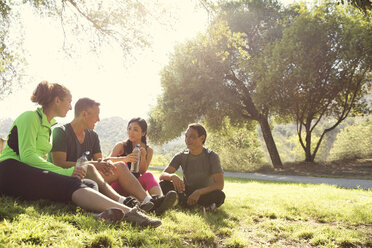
[
  {"xmin": 114, "ymin": 162, "xmax": 130, "ymax": 175},
  {"xmin": 86, "ymin": 163, "xmax": 97, "ymax": 177},
  {"xmin": 141, "ymin": 172, "xmax": 155, "ymax": 180},
  {"xmin": 86, "ymin": 163, "xmax": 95, "ymax": 171},
  {"xmin": 216, "ymin": 190, "xmax": 225, "ymax": 207},
  {"xmin": 82, "ymin": 179, "xmax": 99, "ymax": 191},
  {"xmin": 159, "ymin": 180, "xmax": 174, "ymax": 194}
]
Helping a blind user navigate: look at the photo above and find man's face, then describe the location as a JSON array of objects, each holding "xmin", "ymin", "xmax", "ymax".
[
  {"xmin": 185, "ymin": 127, "xmax": 204, "ymax": 150},
  {"xmin": 84, "ymin": 105, "xmax": 100, "ymax": 130}
]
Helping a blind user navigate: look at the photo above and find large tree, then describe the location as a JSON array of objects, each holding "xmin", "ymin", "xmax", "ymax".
[
  {"xmin": 0, "ymin": 1, "xmax": 23, "ymax": 98},
  {"xmin": 149, "ymin": 0, "xmax": 287, "ymax": 168},
  {"xmin": 0, "ymin": 0, "xmax": 163, "ymax": 99},
  {"xmin": 258, "ymin": 3, "xmax": 372, "ymax": 162}
]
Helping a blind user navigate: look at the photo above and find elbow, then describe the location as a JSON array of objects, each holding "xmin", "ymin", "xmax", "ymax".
[
  {"xmin": 217, "ymin": 181, "xmax": 224, "ymax": 191},
  {"xmin": 218, "ymin": 184, "xmax": 224, "ymax": 191}
]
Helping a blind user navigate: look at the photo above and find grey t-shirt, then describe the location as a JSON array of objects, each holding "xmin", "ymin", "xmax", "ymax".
[
  {"xmin": 169, "ymin": 148, "xmax": 223, "ymax": 189},
  {"xmin": 50, "ymin": 123, "xmax": 101, "ymax": 162}
]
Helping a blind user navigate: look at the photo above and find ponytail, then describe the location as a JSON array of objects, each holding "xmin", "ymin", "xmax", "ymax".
[{"xmin": 31, "ymin": 81, "xmax": 70, "ymax": 108}]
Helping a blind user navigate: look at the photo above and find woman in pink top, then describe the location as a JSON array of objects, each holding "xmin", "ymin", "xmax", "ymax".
[{"xmin": 109, "ymin": 118, "xmax": 163, "ymax": 196}]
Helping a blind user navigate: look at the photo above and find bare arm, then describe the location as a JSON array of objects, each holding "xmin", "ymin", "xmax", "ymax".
[
  {"xmin": 187, "ymin": 172, "xmax": 224, "ymax": 206},
  {"xmin": 105, "ymin": 142, "xmax": 137, "ymax": 163},
  {"xmin": 109, "ymin": 142, "xmax": 124, "ymax": 157},
  {"xmin": 138, "ymin": 146, "xmax": 153, "ymax": 174},
  {"xmin": 91, "ymin": 152, "xmax": 115, "ymax": 176},
  {"xmin": 51, "ymin": 151, "xmax": 76, "ymax": 168},
  {"xmin": 159, "ymin": 166, "xmax": 185, "ymax": 193},
  {"xmin": 197, "ymin": 172, "xmax": 224, "ymax": 195}
]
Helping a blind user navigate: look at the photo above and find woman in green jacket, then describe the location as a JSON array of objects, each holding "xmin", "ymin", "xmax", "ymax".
[{"xmin": 0, "ymin": 81, "xmax": 161, "ymax": 228}]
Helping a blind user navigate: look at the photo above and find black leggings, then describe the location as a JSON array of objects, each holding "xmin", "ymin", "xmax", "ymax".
[
  {"xmin": 160, "ymin": 180, "xmax": 225, "ymax": 208},
  {"xmin": 0, "ymin": 159, "xmax": 96, "ymax": 202}
]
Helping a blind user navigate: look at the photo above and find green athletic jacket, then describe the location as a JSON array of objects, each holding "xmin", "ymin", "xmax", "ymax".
[{"xmin": 0, "ymin": 108, "xmax": 74, "ymax": 176}]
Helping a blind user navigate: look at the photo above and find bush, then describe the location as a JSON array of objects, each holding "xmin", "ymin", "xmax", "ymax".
[
  {"xmin": 206, "ymin": 118, "xmax": 264, "ymax": 172},
  {"xmin": 328, "ymin": 116, "xmax": 372, "ymax": 160}
]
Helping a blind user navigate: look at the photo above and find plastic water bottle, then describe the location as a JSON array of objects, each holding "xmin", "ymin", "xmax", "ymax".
[
  {"xmin": 132, "ymin": 144, "xmax": 141, "ymax": 174},
  {"xmin": 76, "ymin": 151, "xmax": 90, "ymax": 173}
]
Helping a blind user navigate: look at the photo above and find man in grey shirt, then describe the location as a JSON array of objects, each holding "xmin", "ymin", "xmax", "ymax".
[{"xmin": 159, "ymin": 123, "xmax": 225, "ymax": 210}]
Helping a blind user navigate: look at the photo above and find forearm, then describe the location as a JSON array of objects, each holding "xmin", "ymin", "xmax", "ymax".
[
  {"xmin": 138, "ymin": 159, "xmax": 149, "ymax": 174},
  {"xmin": 53, "ymin": 160, "xmax": 76, "ymax": 169},
  {"xmin": 196, "ymin": 182, "xmax": 224, "ymax": 196},
  {"xmin": 104, "ymin": 157, "xmax": 127, "ymax": 163},
  {"xmin": 159, "ymin": 171, "xmax": 176, "ymax": 181}
]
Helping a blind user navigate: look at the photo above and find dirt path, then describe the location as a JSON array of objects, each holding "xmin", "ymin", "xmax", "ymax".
[
  {"xmin": 151, "ymin": 162, "xmax": 372, "ymax": 190},
  {"xmin": 223, "ymin": 171, "xmax": 372, "ymax": 190}
]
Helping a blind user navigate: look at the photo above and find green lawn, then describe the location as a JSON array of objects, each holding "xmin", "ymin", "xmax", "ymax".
[{"xmin": 0, "ymin": 170, "xmax": 371, "ymax": 248}]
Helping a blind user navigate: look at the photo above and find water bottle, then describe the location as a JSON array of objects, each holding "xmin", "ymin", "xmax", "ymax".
[
  {"xmin": 132, "ymin": 144, "xmax": 141, "ymax": 177},
  {"xmin": 76, "ymin": 151, "xmax": 90, "ymax": 173}
]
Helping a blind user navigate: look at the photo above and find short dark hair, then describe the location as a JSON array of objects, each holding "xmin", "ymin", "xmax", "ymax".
[
  {"xmin": 74, "ymin": 98, "xmax": 100, "ymax": 117},
  {"xmin": 188, "ymin": 123, "xmax": 207, "ymax": 144}
]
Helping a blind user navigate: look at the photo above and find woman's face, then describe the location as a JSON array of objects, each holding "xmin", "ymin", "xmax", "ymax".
[
  {"xmin": 127, "ymin": 122, "xmax": 145, "ymax": 143},
  {"xmin": 57, "ymin": 94, "xmax": 72, "ymax": 117}
]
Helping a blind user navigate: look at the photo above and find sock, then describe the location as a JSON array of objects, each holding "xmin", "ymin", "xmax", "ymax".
[
  {"xmin": 118, "ymin": 196, "xmax": 126, "ymax": 204},
  {"xmin": 143, "ymin": 195, "xmax": 152, "ymax": 203}
]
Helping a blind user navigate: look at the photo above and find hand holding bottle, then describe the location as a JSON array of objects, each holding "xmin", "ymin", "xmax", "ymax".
[{"xmin": 72, "ymin": 165, "xmax": 87, "ymax": 180}]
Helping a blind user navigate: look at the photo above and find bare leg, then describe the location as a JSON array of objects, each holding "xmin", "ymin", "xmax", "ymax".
[
  {"xmin": 71, "ymin": 187, "xmax": 131, "ymax": 213},
  {"xmin": 103, "ymin": 162, "xmax": 148, "ymax": 201},
  {"xmin": 85, "ymin": 164, "xmax": 121, "ymax": 202},
  {"xmin": 148, "ymin": 185, "xmax": 163, "ymax": 196}
]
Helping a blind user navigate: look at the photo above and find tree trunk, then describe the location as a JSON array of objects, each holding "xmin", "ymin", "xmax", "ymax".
[
  {"xmin": 259, "ymin": 117, "xmax": 283, "ymax": 169},
  {"xmin": 304, "ymin": 125, "xmax": 314, "ymax": 162}
]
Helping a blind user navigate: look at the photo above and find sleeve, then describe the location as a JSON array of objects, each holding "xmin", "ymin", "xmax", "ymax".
[
  {"xmin": 51, "ymin": 126, "xmax": 67, "ymax": 152},
  {"xmin": 91, "ymin": 131, "xmax": 101, "ymax": 155},
  {"xmin": 168, "ymin": 152, "xmax": 183, "ymax": 171},
  {"xmin": 209, "ymin": 151, "xmax": 224, "ymax": 175},
  {"xmin": 17, "ymin": 112, "xmax": 73, "ymax": 176}
]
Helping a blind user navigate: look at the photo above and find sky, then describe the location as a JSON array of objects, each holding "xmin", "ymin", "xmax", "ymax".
[
  {"xmin": 0, "ymin": 0, "xmax": 299, "ymax": 124},
  {"xmin": 0, "ymin": 1, "xmax": 210, "ymax": 123}
]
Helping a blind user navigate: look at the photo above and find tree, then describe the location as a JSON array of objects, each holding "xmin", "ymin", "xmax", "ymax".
[
  {"xmin": 149, "ymin": 0, "xmax": 287, "ymax": 168},
  {"xmin": 0, "ymin": 0, "xmax": 164, "ymax": 99},
  {"xmin": 258, "ymin": 3, "xmax": 372, "ymax": 162},
  {"xmin": 0, "ymin": 1, "xmax": 23, "ymax": 98},
  {"xmin": 338, "ymin": 0, "xmax": 372, "ymax": 14}
]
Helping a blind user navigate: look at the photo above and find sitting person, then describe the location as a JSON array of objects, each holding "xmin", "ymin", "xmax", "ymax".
[
  {"xmin": 159, "ymin": 123, "xmax": 225, "ymax": 210},
  {"xmin": 0, "ymin": 81, "xmax": 161, "ymax": 228},
  {"xmin": 108, "ymin": 117, "xmax": 176, "ymax": 215},
  {"xmin": 50, "ymin": 98, "xmax": 176, "ymax": 215}
]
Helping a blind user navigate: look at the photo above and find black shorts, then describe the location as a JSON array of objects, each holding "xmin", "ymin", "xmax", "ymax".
[{"xmin": 0, "ymin": 159, "xmax": 94, "ymax": 202}]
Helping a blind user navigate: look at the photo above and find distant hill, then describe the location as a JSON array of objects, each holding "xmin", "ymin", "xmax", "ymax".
[
  {"xmin": 0, "ymin": 118, "xmax": 13, "ymax": 138},
  {"xmin": 94, "ymin": 116, "xmax": 128, "ymax": 156}
]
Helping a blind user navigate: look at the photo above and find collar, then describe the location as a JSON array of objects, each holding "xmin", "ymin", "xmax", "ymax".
[{"xmin": 37, "ymin": 107, "xmax": 57, "ymax": 127}]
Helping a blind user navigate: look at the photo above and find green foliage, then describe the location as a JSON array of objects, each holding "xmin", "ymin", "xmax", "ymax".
[
  {"xmin": 0, "ymin": 1, "xmax": 24, "ymax": 100},
  {"xmin": 205, "ymin": 118, "xmax": 264, "ymax": 172},
  {"xmin": 0, "ymin": 0, "xmax": 164, "ymax": 99},
  {"xmin": 329, "ymin": 115, "xmax": 372, "ymax": 160},
  {"xmin": 149, "ymin": 0, "xmax": 287, "ymax": 168},
  {"xmin": 338, "ymin": 0, "xmax": 372, "ymax": 13},
  {"xmin": 258, "ymin": 2, "xmax": 372, "ymax": 161}
]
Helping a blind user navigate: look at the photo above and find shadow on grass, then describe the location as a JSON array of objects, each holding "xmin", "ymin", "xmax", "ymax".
[{"xmin": 0, "ymin": 194, "xmax": 78, "ymax": 221}]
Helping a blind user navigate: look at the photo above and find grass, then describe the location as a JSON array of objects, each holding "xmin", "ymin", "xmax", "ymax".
[{"xmin": 0, "ymin": 170, "xmax": 371, "ymax": 248}]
